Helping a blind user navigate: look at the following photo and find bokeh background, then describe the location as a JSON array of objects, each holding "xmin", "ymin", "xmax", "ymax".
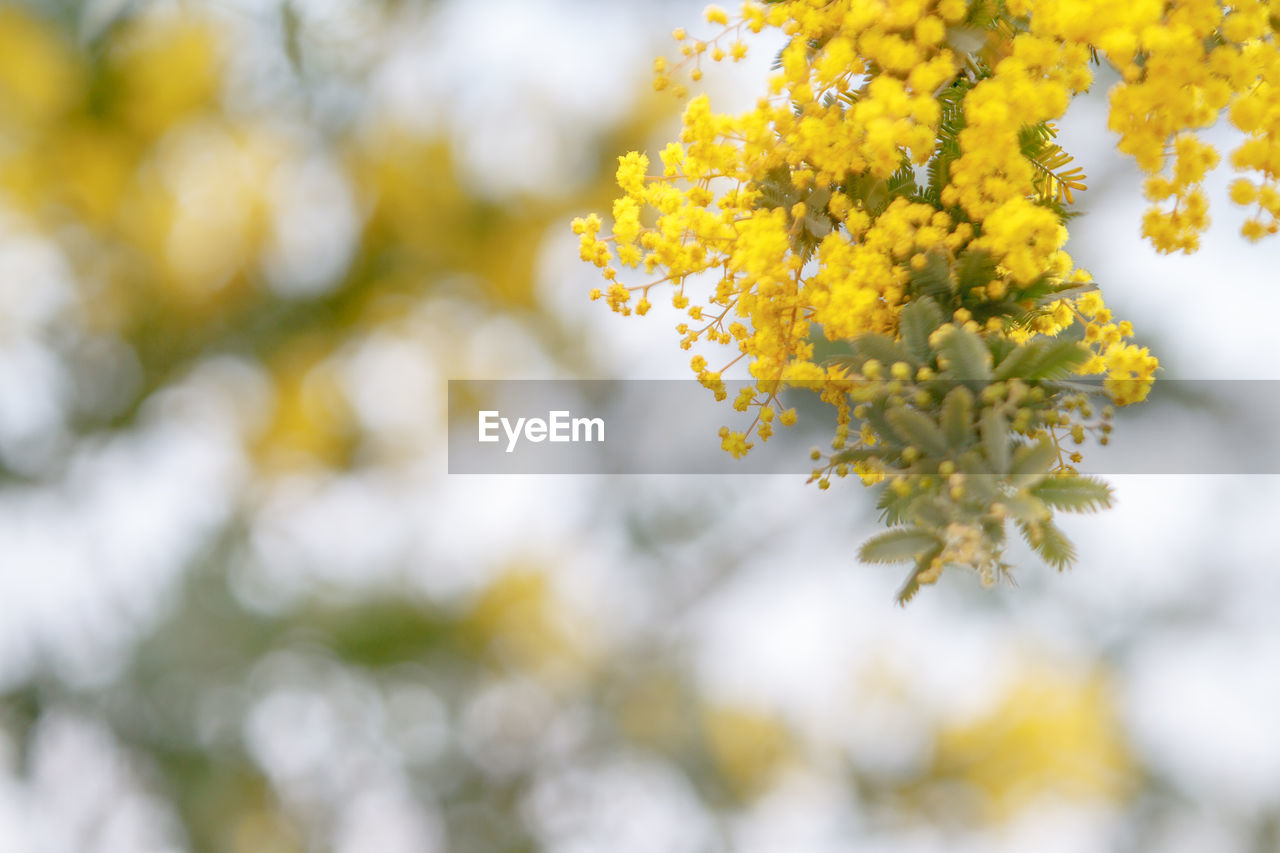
[{"xmin": 1, "ymin": 1, "xmax": 1279, "ymax": 851}]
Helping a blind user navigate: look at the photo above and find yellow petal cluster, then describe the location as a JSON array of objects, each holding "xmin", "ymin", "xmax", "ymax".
[
  {"xmin": 577, "ymin": 0, "xmax": 1277, "ymax": 455},
  {"xmin": 1027, "ymin": 0, "xmax": 1280, "ymax": 249}
]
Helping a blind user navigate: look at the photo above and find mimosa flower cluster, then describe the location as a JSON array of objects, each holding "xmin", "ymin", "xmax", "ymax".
[{"xmin": 575, "ymin": 0, "xmax": 1275, "ymax": 596}]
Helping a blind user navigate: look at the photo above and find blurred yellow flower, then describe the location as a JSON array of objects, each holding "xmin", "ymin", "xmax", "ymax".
[
  {"xmin": 112, "ymin": 12, "xmax": 223, "ymax": 138},
  {"xmin": 702, "ymin": 705, "xmax": 794, "ymax": 801},
  {"xmin": 0, "ymin": 6, "xmax": 82, "ymax": 125},
  {"xmin": 253, "ymin": 339, "xmax": 356, "ymax": 471},
  {"xmin": 463, "ymin": 570, "xmax": 591, "ymax": 681},
  {"xmin": 932, "ymin": 670, "xmax": 1134, "ymax": 821}
]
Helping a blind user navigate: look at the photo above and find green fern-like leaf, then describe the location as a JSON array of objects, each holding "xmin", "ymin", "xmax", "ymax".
[
  {"xmin": 993, "ymin": 338, "xmax": 1089, "ymax": 381},
  {"xmin": 899, "ymin": 297, "xmax": 945, "ymax": 362},
  {"xmin": 753, "ymin": 165, "xmax": 797, "ymax": 210},
  {"xmin": 1019, "ymin": 518, "xmax": 1077, "ymax": 569},
  {"xmin": 938, "ymin": 326, "xmax": 992, "ymax": 380},
  {"xmin": 954, "ymin": 249, "xmax": 999, "ymax": 297},
  {"xmin": 887, "ymin": 408, "xmax": 950, "ymax": 457},
  {"xmin": 875, "ymin": 484, "xmax": 919, "ymax": 526},
  {"xmin": 922, "ymin": 78, "xmax": 974, "ymax": 206},
  {"xmin": 992, "ymin": 339, "xmax": 1048, "ymax": 380},
  {"xmin": 1024, "ymin": 339, "xmax": 1090, "ymax": 380},
  {"xmin": 1009, "ymin": 439, "xmax": 1059, "ymax": 485},
  {"xmin": 1003, "ymin": 493, "xmax": 1050, "ymax": 524},
  {"xmin": 829, "ymin": 446, "xmax": 882, "ymax": 466},
  {"xmin": 1031, "ymin": 474, "xmax": 1113, "ymax": 513},
  {"xmin": 896, "ymin": 543, "xmax": 944, "ymax": 604},
  {"xmin": 981, "ymin": 407, "xmax": 1009, "ymax": 473},
  {"xmin": 886, "ymin": 161, "xmax": 918, "ymax": 199},
  {"xmin": 854, "ymin": 333, "xmax": 917, "ymax": 370},
  {"xmin": 1020, "ymin": 122, "xmax": 1087, "ymax": 206},
  {"xmin": 941, "ymin": 385, "xmax": 976, "ymax": 449},
  {"xmin": 859, "ymin": 527, "xmax": 942, "ymax": 563},
  {"xmin": 906, "ymin": 251, "xmax": 955, "ymax": 302}
]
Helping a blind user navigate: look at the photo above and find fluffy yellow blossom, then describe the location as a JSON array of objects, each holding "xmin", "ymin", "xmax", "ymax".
[
  {"xmin": 972, "ymin": 198, "xmax": 1067, "ymax": 284},
  {"xmin": 578, "ymin": 0, "xmax": 1274, "ymax": 476}
]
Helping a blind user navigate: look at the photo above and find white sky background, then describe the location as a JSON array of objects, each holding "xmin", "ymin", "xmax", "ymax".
[{"xmin": 1, "ymin": 1, "xmax": 1279, "ymax": 851}]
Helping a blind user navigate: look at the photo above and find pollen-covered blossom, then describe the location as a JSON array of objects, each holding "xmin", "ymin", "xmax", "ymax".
[
  {"xmin": 575, "ymin": 0, "xmax": 1279, "ymax": 593},
  {"xmin": 574, "ymin": 0, "xmax": 1236, "ymax": 444}
]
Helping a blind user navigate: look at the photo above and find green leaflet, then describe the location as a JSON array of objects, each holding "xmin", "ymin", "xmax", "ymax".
[
  {"xmin": 992, "ymin": 339, "xmax": 1047, "ymax": 380},
  {"xmin": 954, "ymin": 249, "xmax": 999, "ymax": 297},
  {"xmin": 1031, "ymin": 475, "xmax": 1113, "ymax": 513},
  {"xmin": 1002, "ymin": 493, "xmax": 1050, "ymax": 524},
  {"xmin": 980, "ymin": 407, "xmax": 1009, "ymax": 473},
  {"xmin": 829, "ymin": 447, "xmax": 882, "ymax": 466},
  {"xmin": 854, "ymin": 333, "xmax": 917, "ymax": 369},
  {"xmin": 896, "ymin": 543, "xmax": 944, "ymax": 605},
  {"xmin": 886, "ymin": 408, "xmax": 950, "ymax": 457},
  {"xmin": 1023, "ymin": 339, "xmax": 1090, "ymax": 381},
  {"xmin": 858, "ymin": 527, "xmax": 942, "ymax": 564},
  {"xmin": 906, "ymin": 252, "xmax": 954, "ymax": 302},
  {"xmin": 812, "ymin": 255, "xmax": 1117, "ymax": 594},
  {"xmin": 1009, "ymin": 439, "xmax": 1058, "ymax": 482},
  {"xmin": 940, "ymin": 384, "xmax": 976, "ymax": 449},
  {"xmin": 938, "ymin": 326, "xmax": 992, "ymax": 380},
  {"xmin": 1018, "ymin": 518, "xmax": 1077, "ymax": 569},
  {"xmin": 899, "ymin": 297, "xmax": 944, "ymax": 362}
]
